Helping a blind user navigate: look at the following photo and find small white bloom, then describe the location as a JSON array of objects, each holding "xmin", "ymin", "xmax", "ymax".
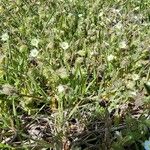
[
  {"xmin": 90, "ymin": 51, "xmax": 99, "ymax": 57},
  {"xmin": 68, "ymin": 13, "xmax": 73, "ymax": 17},
  {"xmin": 49, "ymin": 17, "xmax": 55, "ymax": 23},
  {"xmin": 132, "ymin": 74, "xmax": 140, "ymax": 81},
  {"xmin": 115, "ymin": 131, "xmax": 122, "ymax": 139},
  {"xmin": 77, "ymin": 50, "xmax": 86, "ymax": 56},
  {"xmin": 115, "ymin": 22, "xmax": 123, "ymax": 30},
  {"xmin": 57, "ymin": 85, "xmax": 65, "ymax": 93},
  {"xmin": 99, "ymin": 12, "xmax": 103, "ymax": 17},
  {"xmin": 1, "ymin": 33, "xmax": 9, "ymax": 41},
  {"xmin": 78, "ymin": 14, "xmax": 83, "ymax": 17},
  {"xmin": 143, "ymin": 139, "xmax": 150, "ymax": 150},
  {"xmin": 107, "ymin": 54, "xmax": 116, "ymax": 61},
  {"xmin": 47, "ymin": 96, "xmax": 51, "ymax": 101},
  {"xmin": 111, "ymin": 8, "xmax": 120, "ymax": 14},
  {"xmin": 46, "ymin": 42, "xmax": 54, "ymax": 49},
  {"xmin": 31, "ymin": 38, "xmax": 39, "ymax": 47},
  {"xmin": 134, "ymin": 7, "xmax": 140, "ymax": 11},
  {"xmin": 119, "ymin": 41, "xmax": 128, "ymax": 49},
  {"xmin": 60, "ymin": 42, "xmax": 69, "ymax": 50},
  {"xmin": 56, "ymin": 67, "xmax": 68, "ymax": 79},
  {"xmin": 29, "ymin": 48, "xmax": 39, "ymax": 57},
  {"xmin": 147, "ymin": 82, "xmax": 150, "ymax": 86}
]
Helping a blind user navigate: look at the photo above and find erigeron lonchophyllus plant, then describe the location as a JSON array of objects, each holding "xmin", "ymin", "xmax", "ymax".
[{"xmin": 0, "ymin": 0, "xmax": 150, "ymax": 149}]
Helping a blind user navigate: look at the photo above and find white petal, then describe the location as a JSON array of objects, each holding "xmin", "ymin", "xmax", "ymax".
[
  {"xmin": 107, "ymin": 54, "xmax": 115, "ymax": 61},
  {"xmin": 31, "ymin": 38, "xmax": 39, "ymax": 47},
  {"xmin": 57, "ymin": 85, "xmax": 65, "ymax": 93},
  {"xmin": 29, "ymin": 48, "xmax": 39, "ymax": 57},
  {"xmin": 1, "ymin": 33, "xmax": 9, "ymax": 41},
  {"xmin": 60, "ymin": 42, "xmax": 69, "ymax": 50},
  {"xmin": 119, "ymin": 41, "xmax": 127, "ymax": 49}
]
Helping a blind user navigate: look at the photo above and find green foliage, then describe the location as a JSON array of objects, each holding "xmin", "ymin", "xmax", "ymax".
[{"xmin": 0, "ymin": 0, "xmax": 150, "ymax": 149}]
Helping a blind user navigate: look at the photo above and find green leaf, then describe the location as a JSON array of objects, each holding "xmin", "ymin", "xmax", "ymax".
[{"xmin": 144, "ymin": 82, "xmax": 150, "ymax": 95}]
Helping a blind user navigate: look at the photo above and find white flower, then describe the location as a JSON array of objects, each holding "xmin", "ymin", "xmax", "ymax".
[
  {"xmin": 115, "ymin": 22, "xmax": 123, "ymax": 30},
  {"xmin": 111, "ymin": 8, "xmax": 120, "ymax": 14},
  {"xmin": 77, "ymin": 50, "xmax": 86, "ymax": 56},
  {"xmin": 57, "ymin": 85, "xmax": 65, "ymax": 93},
  {"xmin": 29, "ymin": 48, "xmax": 39, "ymax": 57},
  {"xmin": 78, "ymin": 14, "xmax": 83, "ymax": 17},
  {"xmin": 90, "ymin": 51, "xmax": 99, "ymax": 57},
  {"xmin": 60, "ymin": 42, "xmax": 69, "ymax": 50},
  {"xmin": 1, "ymin": 33, "xmax": 9, "ymax": 41},
  {"xmin": 119, "ymin": 41, "xmax": 128, "ymax": 49},
  {"xmin": 147, "ymin": 82, "xmax": 150, "ymax": 86},
  {"xmin": 143, "ymin": 139, "xmax": 150, "ymax": 150},
  {"xmin": 56, "ymin": 67, "xmax": 68, "ymax": 79},
  {"xmin": 0, "ymin": 6, "xmax": 4, "ymax": 13},
  {"xmin": 31, "ymin": 38, "xmax": 39, "ymax": 47},
  {"xmin": 107, "ymin": 54, "xmax": 116, "ymax": 61},
  {"xmin": 99, "ymin": 12, "xmax": 103, "ymax": 17},
  {"xmin": 132, "ymin": 74, "xmax": 140, "ymax": 81}
]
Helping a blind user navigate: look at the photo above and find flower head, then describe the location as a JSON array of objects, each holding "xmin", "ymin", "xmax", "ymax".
[
  {"xmin": 31, "ymin": 38, "xmax": 39, "ymax": 47},
  {"xmin": 119, "ymin": 41, "xmax": 128, "ymax": 49},
  {"xmin": 29, "ymin": 48, "xmax": 39, "ymax": 58},
  {"xmin": 60, "ymin": 42, "xmax": 69, "ymax": 50},
  {"xmin": 56, "ymin": 67, "xmax": 68, "ymax": 79},
  {"xmin": 57, "ymin": 85, "xmax": 65, "ymax": 93},
  {"xmin": 132, "ymin": 74, "xmax": 140, "ymax": 81},
  {"xmin": 115, "ymin": 22, "xmax": 123, "ymax": 30},
  {"xmin": 90, "ymin": 51, "xmax": 99, "ymax": 57},
  {"xmin": 107, "ymin": 54, "xmax": 116, "ymax": 61},
  {"xmin": 78, "ymin": 14, "xmax": 83, "ymax": 17},
  {"xmin": 1, "ymin": 33, "xmax": 9, "ymax": 41}
]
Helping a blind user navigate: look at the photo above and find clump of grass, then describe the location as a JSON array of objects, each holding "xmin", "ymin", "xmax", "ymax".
[{"xmin": 0, "ymin": 0, "xmax": 150, "ymax": 149}]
